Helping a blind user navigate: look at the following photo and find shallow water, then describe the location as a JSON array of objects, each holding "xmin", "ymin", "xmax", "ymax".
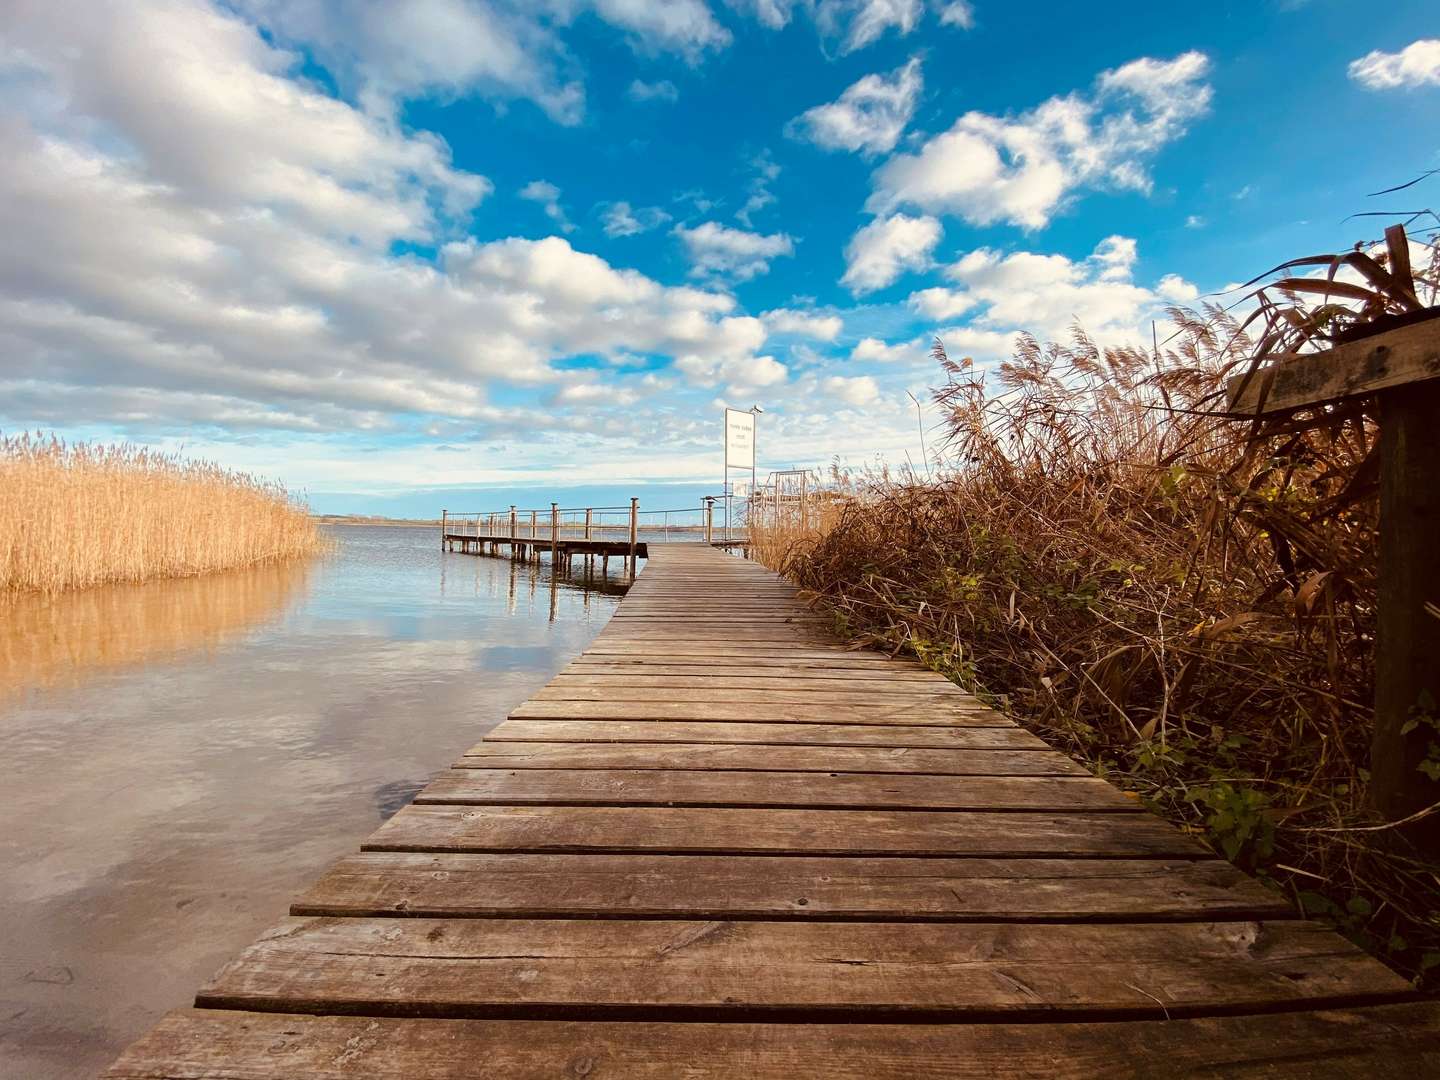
[{"xmin": 0, "ymin": 525, "xmax": 626, "ymax": 1078}]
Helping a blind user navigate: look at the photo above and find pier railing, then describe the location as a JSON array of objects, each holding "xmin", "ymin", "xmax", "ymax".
[{"xmin": 441, "ymin": 496, "xmax": 749, "ymax": 552}]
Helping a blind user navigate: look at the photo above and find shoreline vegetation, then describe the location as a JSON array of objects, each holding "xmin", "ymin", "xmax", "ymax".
[
  {"xmin": 751, "ymin": 300, "xmax": 1440, "ymax": 987},
  {"xmin": 1, "ymin": 433, "xmax": 325, "ymax": 593}
]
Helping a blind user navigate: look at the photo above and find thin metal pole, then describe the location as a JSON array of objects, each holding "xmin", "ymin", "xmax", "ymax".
[
  {"xmin": 550, "ymin": 502, "xmax": 558, "ymax": 564},
  {"xmin": 704, "ymin": 496, "xmax": 713, "ymax": 545},
  {"xmin": 585, "ymin": 507, "xmax": 592, "ymax": 540},
  {"xmin": 440, "ymin": 509, "xmax": 447, "ymax": 548}
]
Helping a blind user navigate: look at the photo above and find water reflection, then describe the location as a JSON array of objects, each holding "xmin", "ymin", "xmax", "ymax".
[
  {"xmin": 0, "ymin": 558, "xmax": 314, "ymax": 701},
  {"xmin": 0, "ymin": 526, "xmax": 623, "ymax": 1079}
]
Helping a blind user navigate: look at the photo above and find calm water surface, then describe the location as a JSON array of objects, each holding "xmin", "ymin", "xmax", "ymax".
[{"xmin": 0, "ymin": 526, "xmax": 626, "ymax": 1078}]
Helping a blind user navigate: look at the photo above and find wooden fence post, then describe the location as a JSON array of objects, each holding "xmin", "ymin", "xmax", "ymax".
[
  {"xmin": 550, "ymin": 502, "xmax": 559, "ymax": 564},
  {"xmin": 1226, "ymin": 314, "xmax": 1440, "ymax": 850},
  {"xmin": 629, "ymin": 497, "xmax": 639, "ymax": 578},
  {"xmin": 1373, "ymin": 378, "xmax": 1440, "ymax": 846},
  {"xmin": 704, "ymin": 496, "xmax": 713, "ymax": 545},
  {"xmin": 440, "ymin": 509, "xmax": 447, "ymax": 549},
  {"xmin": 585, "ymin": 507, "xmax": 592, "ymax": 540}
]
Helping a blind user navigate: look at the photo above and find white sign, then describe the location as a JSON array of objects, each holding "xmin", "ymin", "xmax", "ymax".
[
  {"xmin": 724, "ymin": 408, "xmax": 755, "ymax": 469},
  {"xmin": 731, "ymin": 478, "xmax": 752, "ymax": 498}
]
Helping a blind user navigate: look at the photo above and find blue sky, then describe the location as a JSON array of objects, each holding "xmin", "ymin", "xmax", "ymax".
[{"xmin": 1, "ymin": 1, "xmax": 1437, "ymax": 515}]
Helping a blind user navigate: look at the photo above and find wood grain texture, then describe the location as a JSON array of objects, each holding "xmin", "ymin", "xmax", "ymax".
[
  {"xmin": 1226, "ymin": 317, "xmax": 1440, "ymax": 414},
  {"xmin": 414, "ymin": 768, "xmax": 1134, "ymax": 811},
  {"xmin": 104, "ymin": 1003, "xmax": 1440, "ymax": 1079},
  {"xmin": 293, "ymin": 852, "xmax": 1292, "ymax": 921},
  {"xmin": 454, "ymin": 741, "xmax": 1087, "ymax": 775},
  {"xmin": 484, "ymin": 719, "xmax": 1053, "ymax": 749},
  {"xmin": 195, "ymin": 916, "xmax": 1411, "ymax": 1020},
  {"xmin": 509, "ymin": 700, "xmax": 1007, "ymax": 726},
  {"xmin": 362, "ymin": 803, "xmax": 1202, "ymax": 858}
]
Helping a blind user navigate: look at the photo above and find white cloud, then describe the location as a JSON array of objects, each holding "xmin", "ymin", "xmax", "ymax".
[
  {"xmin": 726, "ymin": 0, "xmax": 794, "ymax": 28},
  {"xmin": 763, "ymin": 308, "xmax": 844, "ymax": 340},
  {"xmin": 601, "ymin": 200, "xmax": 672, "ymax": 237},
  {"xmin": 737, "ymin": 149, "xmax": 781, "ymax": 227},
  {"xmin": 1156, "ymin": 273, "xmax": 1199, "ymax": 302},
  {"xmin": 627, "ymin": 77, "xmax": 680, "ymax": 102},
  {"xmin": 841, "ymin": 212, "xmax": 942, "ymax": 293},
  {"xmin": 0, "ymin": 2, "xmax": 783, "ymax": 438},
  {"xmin": 1185, "ymin": 214, "xmax": 1205, "ymax": 229},
  {"xmin": 934, "ymin": 235, "xmax": 1196, "ymax": 340},
  {"xmin": 932, "ymin": 1, "xmax": 974, "ymax": 29},
  {"xmin": 675, "ymin": 352, "xmax": 788, "ymax": 392},
  {"xmin": 908, "ymin": 287, "xmax": 975, "ymax": 320},
  {"xmin": 235, "ymin": 0, "xmax": 734, "ymax": 127},
  {"xmin": 674, "ymin": 221, "xmax": 795, "ymax": 281},
  {"xmin": 870, "ymin": 51, "xmax": 1212, "ymax": 229},
  {"xmin": 519, "ymin": 179, "xmax": 575, "ymax": 232},
  {"xmin": 585, "ymin": 0, "xmax": 731, "ymax": 59},
  {"xmin": 789, "ymin": 56, "xmax": 922, "ymax": 156},
  {"xmin": 816, "ymin": 0, "xmax": 925, "ymax": 54},
  {"xmin": 824, "ymin": 374, "xmax": 880, "ymax": 405},
  {"xmin": 727, "ymin": 0, "xmax": 929, "ymax": 53},
  {"xmin": 849, "ymin": 337, "xmax": 916, "ymax": 363},
  {"xmin": 1349, "ymin": 40, "xmax": 1440, "ymax": 90}
]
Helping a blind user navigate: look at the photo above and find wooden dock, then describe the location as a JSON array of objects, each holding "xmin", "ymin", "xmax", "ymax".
[{"xmin": 107, "ymin": 544, "xmax": 1440, "ymax": 1076}]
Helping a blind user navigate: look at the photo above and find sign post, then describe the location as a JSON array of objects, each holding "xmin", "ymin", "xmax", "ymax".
[
  {"xmin": 1226, "ymin": 311, "xmax": 1440, "ymax": 850},
  {"xmin": 723, "ymin": 407, "xmax": 757, "ymax": 540}
]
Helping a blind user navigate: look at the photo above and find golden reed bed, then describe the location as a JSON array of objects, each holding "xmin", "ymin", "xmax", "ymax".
[{"xmin": 0, "ymin": 433, "xmax": 324, "ymax": 593}]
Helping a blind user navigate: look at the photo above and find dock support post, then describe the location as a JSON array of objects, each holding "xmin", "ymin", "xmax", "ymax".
[
  {"xmin": 551, "ymin": 502, "xmax": 559, "ymax": 565},
  {"xmin": 1373, "ymin": 380, "xmax": 1440, "ymax": 851},
  {"xmin": 628, "ymin": 497, "xmax": 639, "ymax": 579},
  {"xmin": 704, "ymin": 496, "xmax": 713, "ymax": 546},
  {"xmin": 440, "ymin": 509, "xmax": 447, "ymax": 548},
  {"xmin": 585, "ymin": 507, "xmax": 592, "ymax": 540},
  {"xmin": 510, "ymin": 505, "xmax": 517, "ymax": 560}
]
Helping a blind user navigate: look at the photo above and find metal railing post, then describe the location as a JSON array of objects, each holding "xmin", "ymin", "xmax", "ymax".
[
  {"xmin": 585, "ymin": 507, "xmax": 592, "ymax": 540},
  {"xmin": 704, "ymin": 497, "xmax": 713, "ymax": 545},
  {"xmin": 550, "ymin": 502, "xmax": 559, "ymax": 563},
  {"xmin": 440, "ymin": 509, "xmax": 447, "ymax": 548},
  {"xmin": 530, "ymin": 509, "xmax": 537, "ymax": 540},
  {"xmin": 509, "ymin": 505, "xmax": 516, "ymax": 538},
  {"xmin": 628, "ymin": 497, "xmax": 638, "ymax": 576}
]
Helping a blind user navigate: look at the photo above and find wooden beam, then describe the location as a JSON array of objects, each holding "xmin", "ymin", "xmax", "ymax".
[
  {"xmin": 1225, "ymin": 317, "xmax": 1440, "ymax": 415},
  {"xmin": 1373, "ymin": 378, "xmax": 1440, "ymax": 848}
]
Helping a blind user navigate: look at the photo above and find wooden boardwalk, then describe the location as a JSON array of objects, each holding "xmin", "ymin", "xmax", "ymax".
[{"xmin": 107, "ymin": 544, "xmax": 1440, "ymax": 1076}]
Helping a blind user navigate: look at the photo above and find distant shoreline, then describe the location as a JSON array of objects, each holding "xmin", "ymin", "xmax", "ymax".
[{"xmin": 313, "ymin": 515, "xmax": 439, "ymax": 527}]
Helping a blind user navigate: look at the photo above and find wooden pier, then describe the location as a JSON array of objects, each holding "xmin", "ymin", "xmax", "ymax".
[{"xmin": 107, "ymin": 544, "xmax": 1440, "ymax": 1076}]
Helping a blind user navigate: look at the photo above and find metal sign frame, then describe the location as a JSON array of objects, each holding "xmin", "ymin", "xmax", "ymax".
[{"xmin": 722, "ymin": 407, "xmax": 758, "ymax": 538}]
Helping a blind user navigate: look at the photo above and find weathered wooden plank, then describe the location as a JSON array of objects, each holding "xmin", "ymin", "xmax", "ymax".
[
  {"xmin": 579, "ymin": 647, "xmax": 899, "ymax": 663},
  {"xmin": 293, "ymin": 852, "xmax": 1290, "ymax": 921},
  {"xmin": 415, "ymin": 768, "xmax": 1133, "ymax": 811},
  {"xmin": 485, "ymin": 719, "xmax": 1050, "ymax": 749},
  {"xmin": 565, "ymin": 661, "xmax": 937, "ymax": 678},
  {"xmin": 195, "ymin": 916, "xmax": 1410, "ymax": 1020},
  {"xmin": 509, "ymin": 700, "xmax": 1007, "ymax": 726},
  {"xmin": 363, "ymin": 804, "xmax": 1201, "ymax": 858},
  {"xmin": 530, "ymin": 686, "xmax": 979, "ymax": 707},
  {"xmin": 1225, "ymin": 317, "xmax": 1440, "ymax": 414},
  {"xmin": 456, "ymin": 741, "xmax": 1086, "ymax": 775},
  {"xmin": 103, "ymin": 1003, "xmax": 1440, "ymax": 1079},
  {"xmin": 546, "ymin": 674, "xmax": 968, "ymax": 694}
]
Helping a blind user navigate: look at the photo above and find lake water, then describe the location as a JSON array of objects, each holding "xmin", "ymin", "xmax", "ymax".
[{"xmin": 0, "ymin": 525, "xmax": 627, "ymax": 1078}]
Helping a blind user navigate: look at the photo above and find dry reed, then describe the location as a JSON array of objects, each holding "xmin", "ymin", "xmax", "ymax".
[
  {"xmin": 757, "ymin": 291, "xmax": 1440, "ymax": 983},
  {"xmin": 1, "ymin": 433, "xmax": 325, "ymax": 592}
]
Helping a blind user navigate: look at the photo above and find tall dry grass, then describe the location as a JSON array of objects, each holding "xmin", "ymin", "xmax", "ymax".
[
  {"xmin": 760, "ymin": 298, "xmax": 1440, "ymax": 984},
  {"xmin": 1, "ymin": 433, "xmax": 324, "ymax": 592}
]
